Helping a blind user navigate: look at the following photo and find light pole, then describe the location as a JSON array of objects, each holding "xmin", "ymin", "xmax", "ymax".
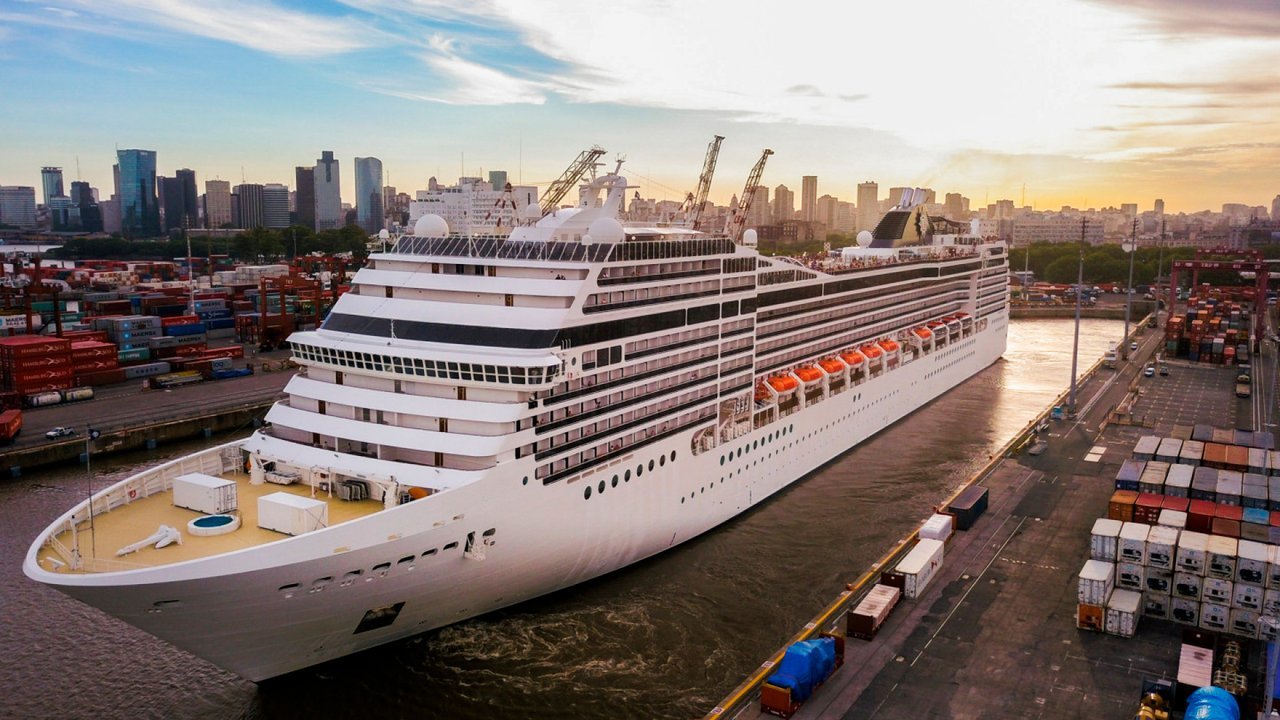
[
  {"xmin": 1121, "ymin": 218, "xmax": 1137, "ymax": 361},
  {"xmin": 1068, "ymin": 218, "xmax": 1086, "ymax": 417}
]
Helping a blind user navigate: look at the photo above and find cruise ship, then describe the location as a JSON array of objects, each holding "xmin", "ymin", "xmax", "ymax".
[{"xmin": 25, "ymin": 166, "xmax": 1008, "ymax": 682}]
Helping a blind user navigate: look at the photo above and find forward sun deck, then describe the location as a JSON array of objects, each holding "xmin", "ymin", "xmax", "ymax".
[{"xmin": 33, "ymin": 442, "xmax": 385, "ymax": 575}]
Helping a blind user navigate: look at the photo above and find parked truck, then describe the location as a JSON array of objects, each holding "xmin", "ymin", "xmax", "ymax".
[
  {"xmin": 1236, "ymin": 373, "xmax": 1252, "ymax": 398},
  {"xmin": 0, "ymin": 408, "xmax": 22, "ymax": 445}
]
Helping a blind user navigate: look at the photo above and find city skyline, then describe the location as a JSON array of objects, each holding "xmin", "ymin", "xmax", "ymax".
[{"xmin": 2, "ymin": 0, "xmax": 1278, "ymax": 214}]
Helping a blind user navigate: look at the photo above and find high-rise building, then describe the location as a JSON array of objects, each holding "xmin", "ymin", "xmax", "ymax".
[
  {"xmin": 235, "ymin": 183, "xmax": 265, "ymax": 229},
  {"xmin": 746, "ymin": 186, "xmax": 770, "ymax": 228},
  {"xmin": 41, "ymin": 167, "xmax": 65, "ymax": 206},
  {"xmin": 294, "ymin": 167, "xmax": 316, "ymax": 229},
  {"xmin": 887, "ymin": 187, "xmax": 910, "ymax": 208},
  {"xmin": 815, "ymin": 194, "xmax": 838, "ymax": 230},
  {"xmin": 354, "ymin": 156, "xmax": 384, "ymax": 234},
  {"xmin": 204, "ymin": 180, "xmax": 232, "ymax": 228},
  {"xmin": 175, "ymin": 169, "xmax": 198, "ymax": 230},
  {"xmin": 1121, "ymin": 203, "xmax": 1138, "ymax": 217},
  {"xmin": 856, "ymin": 181, "xmax": 879, "ymax": 233},
  {"xmin": 69, "ymin": 180, "xmax": 102, "ymax": 233},
  {"xmin": 800, "ymin": 176, "xmax": 818, "ymax": 222},
  {"xmin": 835, "ymin": 201, "xmax": 855, "ymax": 233},
  {"xmin": 488, "ymin": 170, "xmax": 508, "ymax": 192},
  {"xmin": 314, "ymin": 151, "xmax": 342, "ymax": 229},
  {"xmin": 117, "ymin": 149, "xmax": 160, "ymax": 237},
  {"xmin": 1154, "ymin": 198, "xmax": 1165, "ymax": 215},
  {"xmin": 773, "ymin": 184, "xmax": 794, "ymax": 222},
  {"xmin": 0, "ymin": 186, "xmax": 38, "ymax": 228},
  {"xmin": 1271, "ymin": 195, "xmax": 1280, "ymax": 223},
  {"xmin": 944, "ymin": 193, "xmax": 966, "ymax": 220},
  {"xmin": 162, "ymin": 177, "xmax": 185, "ymax": 232},
  {"xmin": 263, "ymin": 183, "xmax": 290, "ymax": 229},
  {"xmin": 409, "ymin": 177, "xmax": 539, "ymax": 234},
  {"xmin": 71, "ymin": 181, "xmax": 94, "ymax": 207}
]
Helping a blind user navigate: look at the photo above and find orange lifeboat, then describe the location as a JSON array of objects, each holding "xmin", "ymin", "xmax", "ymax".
[
  {"xmin": 767, "ymin": 375, "xmax": 799, "ymax": 394},
  {"xmin": 913, "ymin": 327, "xmax": 933, "ymax": 340},
  {"xmin": 861, "ymin": 344, "xmax": 883, "ymax": 359},
  {"xmin": 927, "ymin": 321, "xmax": 945, "ymax": 329},
  {"xmin": 840, "ymin": 350, "xmax": 866, "ymax": 366},
  {"xmin": 878, "ymin": 339, "xmax": 900, "ymax": 353},
  {"xmin": 794, "ymin": 366, "xmax": 823, "ymax": 384},
  {"xmin": 819, "ymin": 357, "xmax": 846, "ymax": 375}
]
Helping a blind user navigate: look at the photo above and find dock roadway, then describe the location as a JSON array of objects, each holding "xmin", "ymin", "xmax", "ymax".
[{"xmin": 719, "ymin": 325, "xmax": 1260, "ymax": 719}]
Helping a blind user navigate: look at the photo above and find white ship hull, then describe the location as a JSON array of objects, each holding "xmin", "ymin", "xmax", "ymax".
[{"xmin": 29, "ymin": 316, "xmax": 1005, "ymax": 681}]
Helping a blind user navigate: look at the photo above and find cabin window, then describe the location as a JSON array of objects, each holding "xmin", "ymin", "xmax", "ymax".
[{"xmin": 443, "ymin": 541, "xmax": 459, "ymax": 551}]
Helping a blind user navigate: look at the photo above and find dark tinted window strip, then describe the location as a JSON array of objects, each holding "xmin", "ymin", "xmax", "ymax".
[
  {"xmin": 535, "ymin": 377, "xmax": 719, "ymax": 435},
  {"xmin": 583, "ymin": 288, "xmax": 721, "ymax": 315},
  {"xmin": 540, "ymin": 410, "xmax": 714, "ymax": 485},
  {"xmin": 534, "ymin": 393, "xmax": 716, "ymax": 461},
  {"xmin": 597, "ymin": 267, "xmax": 721, "ymax": 286},
  {"xmin": 542, "ymin": 354, "xmax": 713, "ymax": 407}
]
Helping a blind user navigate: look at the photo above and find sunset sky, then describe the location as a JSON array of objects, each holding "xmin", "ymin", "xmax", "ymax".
[{"xmin": 2, "ymin": 0, "xmax": 1278, "ymax": 214}]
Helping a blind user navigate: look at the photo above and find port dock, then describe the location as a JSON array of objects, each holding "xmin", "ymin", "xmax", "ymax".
[{"xmin": 709, "ymin": 314, "xmax": 1270, "ymax": 718}]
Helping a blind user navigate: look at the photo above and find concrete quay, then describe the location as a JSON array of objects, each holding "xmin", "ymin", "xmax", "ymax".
[{"xmin": 710, "ymin": 318, "xmax": 1271, "ymax": 719}]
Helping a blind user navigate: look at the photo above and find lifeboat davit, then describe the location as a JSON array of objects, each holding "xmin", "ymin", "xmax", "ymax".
[
  {"xmin": 794, "ymin": 366, "xmax": 823, "ymax": 384},
  {"xmin": 767, "ymin": 375, "xmax": 799, "ymax": 395},
  {"xmin": 840, "ymin": 350, "xmax": 866, "ymax": 366},
  {"xmin": 878, "ymin": 339, "xmax": 900, "ymax": 353},
  {"xmin": 861, "ymin": 344, "xmax": 883, "ymax": 359},
  {"xmin": 754, "ymin": 382, "xmax": 773, "ymax": 402},
  {"xmin": 818, "ymin": 358, "xmax": 846, "ymax": 375}
]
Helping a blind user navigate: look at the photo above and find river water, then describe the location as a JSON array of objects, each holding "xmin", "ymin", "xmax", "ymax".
[{"xmin": 0, "ymin": 318, "xmax": 1121, "ymax": 720}]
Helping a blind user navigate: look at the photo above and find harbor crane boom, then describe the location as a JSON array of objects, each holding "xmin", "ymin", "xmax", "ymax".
[
  {"xmin": 682, "ymin": 135, "xmax": 724, "ymax": 230},
  {"xmin": 724, "ymin": 148, "xmax": 773, "ymax": 242},
  {"xmin": 540, "ymin": 146, "xmax": 606, "ymax": 215}
]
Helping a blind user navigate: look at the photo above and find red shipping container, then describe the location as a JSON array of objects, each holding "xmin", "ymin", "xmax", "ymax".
[
  {"xmin": 197, "ymin": 345, "xmax": 244, "ymax": 360},
  {"xmin": 1135, "ymin": 493, "xmax": 1164, "ymax": 524},
  {"xmin": 161, "ymin": 315, "xmax": 201, "ymax": 327},
  {"xmin": 73, "ymin": 360, "xmax": 121, "ymax": 373},
  {"xmin": 1188, "ymin": 500, "xmax": 1216, "ymax": 533},
  {"xmin": 73, "ymin": 368, "xmax": 127, "ymax": 387},
  {"xmin": 1212, "ymin": 517, "xmax": 1241, "ymax": 538},
  {"xmin": 1161, "ymin": 496, "xmax": 1190, "ymax": 513},
  {"xmin": 1214, "ymin": 504, "xmax": 1244, "ymax": 521},
  {"xmin": 60, "ymin": 330, "xmax": 110, "ymax": 342}
]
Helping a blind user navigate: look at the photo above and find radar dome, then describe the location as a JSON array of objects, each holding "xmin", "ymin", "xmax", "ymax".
[
  {"xmin": 741, "ymin": 228, "xmax": 758, "ymax": 247},
  {"xmin": 856, "ymin": 230, "xmax": 873, "ymax": 247},
  {"xmin": 413, "ymin": 214, "xmax": 449, "ymax": 237},
  {"xmin": 521, "ymin": 203, "xmax": 542, "ymax": 220},
  {"xmin": 586, "ymin": 217, "xmax": 625, "ymax": 244}
]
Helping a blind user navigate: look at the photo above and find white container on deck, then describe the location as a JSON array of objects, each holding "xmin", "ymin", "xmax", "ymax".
[
  {"xmin": 1133, "ymin": 435, "xmax": 1160, "ymax": 461},
  {"xmin": 1116, "ymin": 562, "xmax": 1145, "ymax": 591},
  {"xmin": 1105, "ymin": 589, "xmax": 1142, "ymax": 637},
  {"xmin": 1236, "ymin": 539, "xmax": 1268, "ymax": 585},
  {"xmin": 172, "ymin": 473, "xmax": 237, "ymax": 515},
  {"xmin": 1145, "ymin": 526, "xmax": 1178, "ymax": 569},
  {"xmin": 847, "ymin": 584, "xmax": 900, "ymax": 640},
  {"xmin": 1202, "ymin": 577, "xmax": 1233, "ymax": 604},
  {"xmin": 1206, "ymin": 536, "xmax": 1238, "ymax": 580},
  {"xmin": 1164, "ymin": 464, "xmax": 1193, "ymax": 497},
  {"xmin": 1171, "ymin": 597, "xmax": 1200, "ymax": 625},
  {"xmin": 1199, "ymin": 601, "xmax": 1229, "ymax": 632},
  {"xmin": 1118, "ymin": 522, "xmax": 1149, "ymax": 564},
  {"xmin": 895, "ymin": 538, "xmax": 945, "ymax": 599},
  {"xmin": 1232, "ymin": 582, "xmax": 1263, "ymax": 611},
  {"xmin": 919, "ymin": 514, "xmax": 955, "ymax": 543},
  {"xmin": 1175, "ymin": 531, "xmax": 1209, "ymax": 575},
  {"xmin": 1262, "ymin": 616, "xmax": 1280, "ymax": 643},
  {"xmin": 1089, "ymin": 518, "xmax": 1122, "ymax": 562},
  {"xmin": 1268, "ymin": 545, "xmax": 1280, "ymax": 589},
  {"xmin": 1143, "ymin": 591, "xmax": 1171, "ymax": 619},
  {"xmin": 1078, "ymin": 559, "xmax": 1115, "ymax": 606},
  {"xmin": 1157, "ymin": 509, "xmax": 1187, "ymax": 529},
  {"xmin": 1231, "ymin": 608, "xmax": 1260, "ymax": 638},
  {"xmin": 1176, "ymin": 643, "xmax": 1213, "ymax": 686},
  {"xmin": 1173, "ymin": 572, "xmax": 1202, "ymax": 600},
  {"xmin": 1264, "ymin": 588, "xmax": 1280, "ymax": 616},
  {"xmin": 257, "ymin": 492, "xmax": 329, "ymax": 536},
  {"xmin": 1145, "ymin": 567, "xmax": 1172, "ymax": 594}
]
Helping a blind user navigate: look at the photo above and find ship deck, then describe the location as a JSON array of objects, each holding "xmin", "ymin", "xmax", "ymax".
[{"xmin": 36, "ymin": 468, "xmax": 384, "ymax": 574}]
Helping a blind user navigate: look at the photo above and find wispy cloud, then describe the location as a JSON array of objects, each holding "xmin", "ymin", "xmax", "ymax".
[
  {"xmin": 1109, "ymin": 79, "xmax": 1280, "ymax": 95},
  {"xmin": 1083, "ymin": 0, "xmax": 1280, "ymax": 38}
]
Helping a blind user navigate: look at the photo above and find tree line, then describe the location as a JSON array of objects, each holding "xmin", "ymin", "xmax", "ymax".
[{"xmin": 49, "ymin": 225, "xmax": 370, "ymax": 263}]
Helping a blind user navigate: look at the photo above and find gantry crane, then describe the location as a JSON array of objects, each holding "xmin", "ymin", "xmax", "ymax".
[
  {"xmin": 539, "ymin": 146, "xmax": 606, "ymax": 215},
  {"xmin": 681, "ymin": 135, "xmax": 724, "ymax": 230},
  {"xmin": 724, "ymin": 149, "xmax": 773, "ymax": 242}
]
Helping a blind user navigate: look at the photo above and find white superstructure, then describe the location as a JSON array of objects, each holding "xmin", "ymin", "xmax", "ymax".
[{"xmin": 26, "ymin": 167, "xmax": 1008, "ymax": 682}]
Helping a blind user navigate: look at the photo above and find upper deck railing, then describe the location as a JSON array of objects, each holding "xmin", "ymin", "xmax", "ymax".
[{"xmin": 388, "ymin": 235, "xmax": 737, "ymax": 264}]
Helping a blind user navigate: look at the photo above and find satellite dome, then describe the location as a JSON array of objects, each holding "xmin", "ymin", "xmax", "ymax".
[
  {"xmin": 741, "ymin": 228, "xmax": 758, "ymax": 247},
  {"xmin": 586, "ymin": 217, "xmax": 625, "ymax": 244},
  {"xmin": 413, "ymin": 214, "xmax": 449, "ymax": 237},
  {"xmin": 521, "ymin": 203, "xmax": 542, "ymax": 220},
  {"xmin": 856, "ymin": 230, "xmax": 873, "ymax": 247}
]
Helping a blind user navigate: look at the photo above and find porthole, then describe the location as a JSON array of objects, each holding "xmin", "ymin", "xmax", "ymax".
[
  {"xmin": 637, "ymin": 464, "xmax": 644, "ymax": 477},
  {"xmin": 648, "ymin": 460, "xmax": 655, "ymax": 471},
  {"xmin": 598, "ymin": 480, "xmax": 606, "ymax": 494},
  {"xmin": 720, "ymin": 456, "xmax": 725, "ymax": 466},
  {"xmin": 681, "ymin": 497, "xmax": 685, "ymax": 504},
  {"xmin": 659, "ymin": 456, "xmax": 665, "ymax": 467},
  {"xmin": 422, "ymin": 548, "xmax": 438, "ymax": 557},
  {"xmin": 444, "ymin": 541, "xmax": 458, "ymax": 550},
  {"xmin": 752, "ymin": 441, "xmax": 758, "ymax": 450},
  {"xmin": 584, "ymin": 486, "xmax": 592, "ymax": 499},
  {"xmin": 670, "ymin": 451, "xmax": 676, "ymax": 461},
  {"xmin": 625, "ymin": 469, "xmax": 632, "ymax": 481},
  {"xmin": 522, "ymin": 476, "xmax": 529, "ymax": 486},
  {"xmin": 612, "ymin": 474, "xmax": 619, "ymax": 487}
]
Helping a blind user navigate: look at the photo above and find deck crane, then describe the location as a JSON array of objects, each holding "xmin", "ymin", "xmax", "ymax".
[
  {"xmin": 724, "ymin": 148, "xmax": 773, "ymax": 243},
  {"xmin": 681, "ymin": 135, "xmax": 724, "ymax": 230},
  {"xmin": 539, "ymin": 146, "xmax": 606, "ymax": 215}
]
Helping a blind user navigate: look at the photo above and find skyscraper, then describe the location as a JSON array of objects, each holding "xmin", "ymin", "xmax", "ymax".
[
  {"xmin": 70, "ymin": 180, "xmax": 102, "ymax": 233},
  {"xmin": 800, "ymin": 176, "xmax": 818, "ymax": 222},
  {"xmin": 295, "ymin": 167, "xmax": 316, "ymax": 229},
  {"xmin": 1155, "ymin": 198, "xmax": 1165, "ymax": 215},
  {"xmin": 263, "ymin": 184, "xmax": 290, "ymax": 229},
  {"xmin": 162, "ymin": 169, "xmax": 199, "ymax": 231},
  {"xmin": 204, "ymin": 180, "xmax": 232, "ymax": 228},
  {"xmin": 175, "ymin": 169, "xmax": 198, "ymax": 230},
  {"xmin": 488, "ymin": 170, "xmax": 508, "ymax": 192},
  {"xmin": 354, "ymin": 156, "xmax": 384, "ymax": 234},
  {"xmin": 773, "ymin": 184, "xmax": 794, "ymax": 222},
  {"xmin": 856, "ymin": 181, "xmax": 879, "ymax": 234},
  {"xmin": 162, "ymin": 177, "xmax": 185, "ymax": 232},
  {"xmin": 235, "ymin": 183, "xmax": 265, "ymax": 229},
  {"xmin": 746, "ymin": 185, "xmax": 770, "ymax": 228},
  {"xmin": 117, "ymin": 149, "xmax": 160, "ymax": 237},
  {"xmin": 1272, "ymin": 195, "xmax": 1280, "ymax": 223},
  {"xmin": 945, "ymin": 193, "xmax": 966, "ymax": 220},
  {"xmin": 41, "ymin": 167, "xmax": 65, "ymax": 206},
  {"xmin": 314, "ymin": 151, "xmax": 341, "ymax": 230},
  {"xmin": 0, "ymin": 186, "xmax": 38, "ymax": 229}
]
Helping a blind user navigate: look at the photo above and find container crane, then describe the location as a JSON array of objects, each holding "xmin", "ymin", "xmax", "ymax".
[
  {"xmin": 724, "ymin": 149, "xmax": 773, "ymax": 242},
  {"xmin": 539, "ymin": 146, "xmax": 606, "ymax": 215},
  {"xmin": 681, "ymin": 135, "xmax": 724, "ymax": 230}
]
